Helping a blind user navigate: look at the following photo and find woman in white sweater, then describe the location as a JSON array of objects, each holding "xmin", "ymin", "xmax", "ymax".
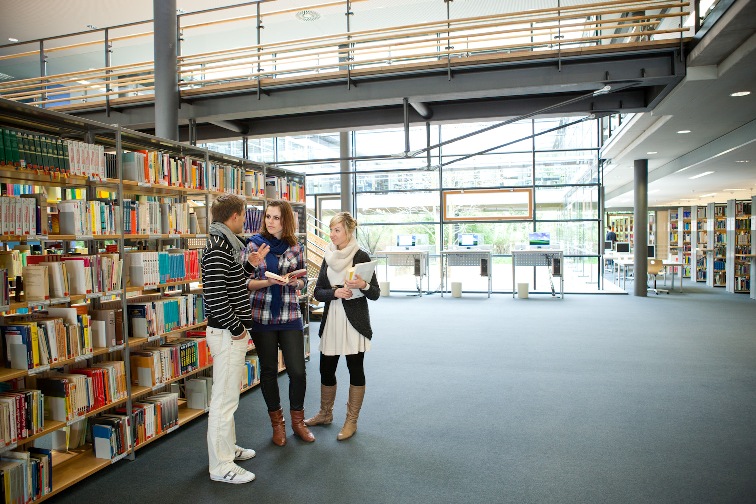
[{"xmin": 306, "ymin": 212, "xmax": 380, "ymax": 440}]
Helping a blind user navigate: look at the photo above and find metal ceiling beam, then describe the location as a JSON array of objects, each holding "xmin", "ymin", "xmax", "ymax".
[
  {"xmin": 171, "ymin": 89, "xmax": 646, "ymax": 142},
  {"xmin": 72, "ymin": 48, "xmax": 683, "ymax": 133},
  {"xmin": 208, "ymin": 119, "xmax": 248, "ymax": 135}
]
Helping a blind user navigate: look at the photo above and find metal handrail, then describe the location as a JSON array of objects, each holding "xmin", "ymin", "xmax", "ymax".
[{"xmin": 0, "ymin": 0, "xmax": 691, "ymax": 109}]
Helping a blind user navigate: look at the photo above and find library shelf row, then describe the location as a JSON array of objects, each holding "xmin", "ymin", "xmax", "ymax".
[{"xmin": 1, "ymin": 96, "xmax": 309, "ymax": 501}]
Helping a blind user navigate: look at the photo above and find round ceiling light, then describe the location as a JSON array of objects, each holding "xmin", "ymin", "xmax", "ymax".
[{"xmin": 296, "ymin": 10, "xmax": 320, "ymax": 21}]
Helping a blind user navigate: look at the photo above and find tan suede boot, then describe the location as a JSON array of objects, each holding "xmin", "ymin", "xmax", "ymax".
[
  {"xmin": 305, "ymin": 384, "xmax": 337, "ymax": 426},
  {"xmin": 290, "ymin": 409, "xmax": 315, "ymax": 442},
  {"xmin": 268, "ymin": 408, "xmax": 286, "ymax": 446},
  {"xmin": 337, "ymin": 385, "xmax": 365, "ymax": 441}
]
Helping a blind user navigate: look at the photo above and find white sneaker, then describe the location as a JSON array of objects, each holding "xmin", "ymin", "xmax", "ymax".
[
  {"xmin": 210, "ymin": 464, "xmax": 256, "ymax": 484},
  {"xmin": 234, "ymin": 445, "xmax": 256, "ymax": 461}
]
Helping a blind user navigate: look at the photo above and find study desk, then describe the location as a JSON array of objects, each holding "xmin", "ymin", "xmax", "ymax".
[
  {"xmin": 440, "ymin": 249, "xmax": 492, "ymax": 297},
  {"xmin": 662, "ymin": 260, "xmax": 685, "ymax": 293},
  {"xmin": 612, "ymin": 257, "xmax": 685, "ymax": 293},
  {"xmin": 511, "ymin": 249, "xmax": 564, "ymax": 299},
  {"xmin": 614, "ymin": 257, "xmax": 634, "ymax": 290},
  {"xmin": 376, "ymin": 250, "xmax": 430, "ymax": 296}
]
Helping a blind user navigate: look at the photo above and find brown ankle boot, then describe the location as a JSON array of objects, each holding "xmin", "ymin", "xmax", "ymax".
[
  {"xmin": 290, "ymin": 409, "xmax": 315, "ymax": 442},
  {"xmin": 268, "ymin": 408, "xmax": 286, "ymax": 446},
  {"xmin": 305, "ymin": 385, "xmax": 337, "ymax": 426},
  {"xmin": 337, "ymin": 385, "xmax": 365, "ymax": 441}
]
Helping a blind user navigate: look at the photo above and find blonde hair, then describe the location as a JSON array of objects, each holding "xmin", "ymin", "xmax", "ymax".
[{"xmin": 330, "ymin": 212, "xmax": 357, "ymax": 238}]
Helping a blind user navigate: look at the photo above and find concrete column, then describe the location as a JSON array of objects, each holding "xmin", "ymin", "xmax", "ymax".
[
  {"xmin": 153, "ymin": 0, "xmax": 179, "ymax": 140},
  {"xmin": 340, "ymin": 131, "xmax": 353, "ymax": 213},
  {"xmin": 633, "ymin": 159, "xmax": 649, "ymax": 296}
]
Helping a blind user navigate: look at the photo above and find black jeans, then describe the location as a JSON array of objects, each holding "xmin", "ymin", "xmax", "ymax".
[
  {"xmin": 320, "ymin": 352, "xmax": 365, "ymax": 387},
  {"xmin": 252, "ymin": 329, "xmax": 307, "ymax": 411}
]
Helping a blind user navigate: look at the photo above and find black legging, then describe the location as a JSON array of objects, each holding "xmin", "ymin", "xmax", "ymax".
[
  {"xmin": 252, "ymin": 330, "xmax": 307, "ymax": 411},
  {"xmin": 319, "ymin": 352, "xmax": 365, "ymax": 387}
]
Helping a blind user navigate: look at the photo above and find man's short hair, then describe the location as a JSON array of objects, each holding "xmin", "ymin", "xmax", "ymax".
[{"xmin": 211, "ymin": 194, "xmax": 246, "ymax": 224}]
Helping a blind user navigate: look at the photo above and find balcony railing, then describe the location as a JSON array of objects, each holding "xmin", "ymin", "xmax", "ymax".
[{"xmin": 0, "ymin": 0, "xmax": 691, "ymax": 111}]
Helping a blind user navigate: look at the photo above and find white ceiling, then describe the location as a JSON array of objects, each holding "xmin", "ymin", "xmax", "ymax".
[
  {"xmin": 1, "ymin": 0, "xmax": 755, "ymax": 209},
  {"xmin": 601, "ymin": 0, "xmax": 756, "ymax": 208}
]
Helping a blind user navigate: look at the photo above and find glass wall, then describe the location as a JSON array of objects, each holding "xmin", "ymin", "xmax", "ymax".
[{"xmin": 232, "ymin": 116, "xmax": 603, "ymax": 292}]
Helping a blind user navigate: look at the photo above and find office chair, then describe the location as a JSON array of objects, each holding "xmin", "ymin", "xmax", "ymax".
[{"xmin": 647, "ymin": 258, "xmax": 669, "ymax": 295}]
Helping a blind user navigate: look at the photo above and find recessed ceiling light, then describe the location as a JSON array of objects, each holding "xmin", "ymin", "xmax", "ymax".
[
  {"xmin": 647, "ymin": 151, "xmax": 657, "ymax": 155},
  {"xmin": 700, "ymin": 193, "xmax": 717, "ymax": 197},
  {"xmin": 677, "ymin": 130, "xmax": 691, "ymax": 134},
  {"xmin": 295, "ymin": 10, "xmax": 320, "ymax": 21},
  {"xmin": 689, "ymin": 171, "xmax": 714, "ymax": 179},
  {"xmin": 735, "ymin": 160, "xmax": 749, "ymax": 163},
  {"xmin": 723, "ymin": 188, "xmax": 746, "ymax": 191},
  {"xmin": 730, "ymin": 91, "xmax": 751, "ymax": 97},
  {"xmin": 8, "ymin": 38, "xmax": 18, "ymax": 42}
]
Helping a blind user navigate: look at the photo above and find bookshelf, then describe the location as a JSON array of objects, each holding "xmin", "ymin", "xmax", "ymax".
[
  {"xmin": 0, "ymin": 97, "xmax": 306, "ymax": 501},
  {"xmin": 667, "ymin": 207, "xmax": 692, "ymax": 277},
  {"xmin": 607, "ymin": 211, "xmax": 656, "ymax": 250},
  {"xmin": 751, "ymin": 196, "xmax": 756, "ymax": 301},
  {"xmin": 708, "ymin": 202, "xmax": 727, "ymax": 288},
  {"xmin": 727, "ymin": 198, "xmax": 752, "ymax": 294},
  {"xmin": 693, "ymin": 205, "xmax": 708, "ymax": 282}
]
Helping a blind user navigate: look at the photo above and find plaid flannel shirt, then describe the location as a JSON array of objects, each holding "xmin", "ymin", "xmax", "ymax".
[{"xmin": 247, "ymin": 242, "xmax": 306, "ymax": 325}]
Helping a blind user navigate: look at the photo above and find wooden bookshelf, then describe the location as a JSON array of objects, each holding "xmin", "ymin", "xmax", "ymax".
[
  {"xmin": 40, "ymin": 449, "xmax": 114, "ymax": 502},
  {"xmin": 0, "ymin": 97, "xmax": 305, "ymax": 502}
]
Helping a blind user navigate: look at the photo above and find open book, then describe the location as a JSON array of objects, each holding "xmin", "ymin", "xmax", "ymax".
[{"xmin": 264, "ymin": 268, "xmax": 308, "ymax": 283}]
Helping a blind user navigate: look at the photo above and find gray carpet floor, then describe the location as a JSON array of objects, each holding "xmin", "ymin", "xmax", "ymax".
[{"xmin": 48, "ymin": 283, "xmax": 756, "ymax": 504}]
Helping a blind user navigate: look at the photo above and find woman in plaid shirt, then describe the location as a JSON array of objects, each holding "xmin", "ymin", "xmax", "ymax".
[{"xmin": 246, "ymin": 200, "xmax": 314, "ymax": 446}]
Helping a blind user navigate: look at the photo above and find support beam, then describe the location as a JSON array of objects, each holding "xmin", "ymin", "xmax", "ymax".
[
  {"xmin": 340, "ymin": 131, "xmax": 353, "ymax": 214},
  {"xmin": 153, "ymin": 0, "xmax": 179, "ymax": 140},
  {"xmin": 209, "ymin": 120, "xmax": 248, "ymax": 135},
  {"xmin": 633, "ymin": 159, "xmax": 649, "ymax": 297},
  {"xmin": 409, "ymin": 100, "xmax": 433, "ymax": 120}
]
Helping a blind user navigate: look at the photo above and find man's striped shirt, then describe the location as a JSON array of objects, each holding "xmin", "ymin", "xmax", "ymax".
[{"xmin": 201, "ymin": 234, "xmax": 255, "ymax": 336}]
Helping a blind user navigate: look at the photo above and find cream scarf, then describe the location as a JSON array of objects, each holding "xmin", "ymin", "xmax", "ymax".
[{"xmin": 324, "ymin": 237, "xmax": 360, "ymax": 286}]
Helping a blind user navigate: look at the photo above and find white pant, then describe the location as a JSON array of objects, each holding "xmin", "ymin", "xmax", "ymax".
[{"xmin": 206, "ymin": 326, "xmax": 248, "ymax": 475}]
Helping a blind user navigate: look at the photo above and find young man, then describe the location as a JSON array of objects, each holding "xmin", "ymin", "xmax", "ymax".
[
  {"xmin": 606, "ymin": 225, "xmax": 617, "ymax": 244},
  {"xmin": 201, "ymin": 194, "xmax": 269, "ymax": 484}
]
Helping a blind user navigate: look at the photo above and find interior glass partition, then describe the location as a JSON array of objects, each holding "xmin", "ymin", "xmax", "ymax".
[{"xmin": 263, "ymin": 117, "xmax": 603, "ymax": 293}]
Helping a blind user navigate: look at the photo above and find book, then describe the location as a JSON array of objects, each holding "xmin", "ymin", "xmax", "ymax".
[
  {"xmin": 21, "ymin": 265, "xmax": 50, "ymax": 301},
  {"xmin": 347, "ymin": 261, "xmax": 377, "ymax": 298},
  {"xmin": 264, "ymin": 268, "xmax": 307, "ymax": 283},
  {"xmin": 186, "ymin": 379, "xmax": 208, "ymax": 410}
]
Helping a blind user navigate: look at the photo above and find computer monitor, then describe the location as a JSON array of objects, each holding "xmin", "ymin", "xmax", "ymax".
[
  {"xmin": 647, "ymin": 245, "xmax": 655, "ymax": 258},
  {"xmin": 458, "ymin": 233, "xmax": 479, "ymax": 247},
  {"xmin": 604, "ymin": 240, "xmax": 613, "ymax": 251},
  {"xmin": 396, "ymin": 234, "xmax": 416, "ymax": 247},
  {"xmin": 528, "ymin": 232, "xmax": 550, "ymax": 248},
  {"xmin": 615, "ymin": 242, "xmax": 630, "ymax": 253}
]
